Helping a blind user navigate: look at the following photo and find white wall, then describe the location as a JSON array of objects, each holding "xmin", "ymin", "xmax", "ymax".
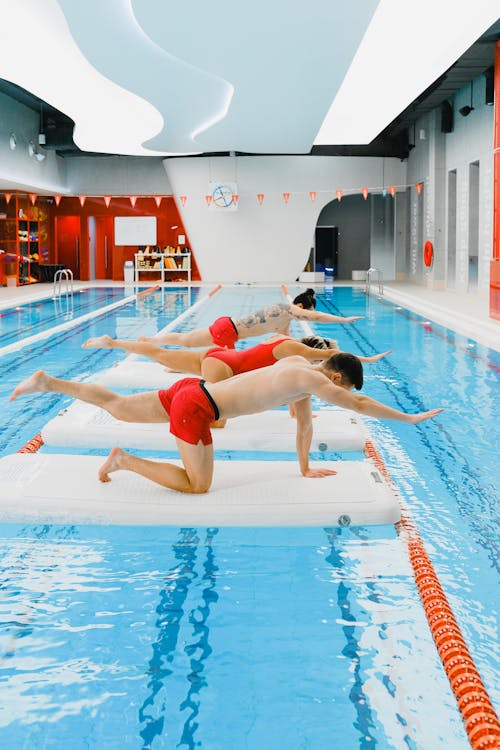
[
  {"xmin": 445, "ymin": 75, "xmax": 493, "ymax": 292},
  {"xmin": 0, "ymin": 92, "xmax": 67, "ymax": 193},
  {"xmin": 406, "ymin": 74, "xmax": 494, "ymax": 294},
  {"xmin": 164, "ymin": 155, "xmax": 406, "ymax": 282},
  {"xmin": 65, "ymin": 156, "xmax": 172, "ymax": 195}
]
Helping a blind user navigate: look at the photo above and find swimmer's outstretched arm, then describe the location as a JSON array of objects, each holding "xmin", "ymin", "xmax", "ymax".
[
  {"xmin": 314, "ymin": 380, "xmax": 443, "ymax": 424},
  {"xmin": 289, "ymin": 341, "xmax": 392, "ymax": 364},
  {"xmin": 290, "ymin": 303, "xmax": 363, "ymax": 324},
  {"xmin": 83, "ymin": 335, "xmax": 205, "ymax": 374}
]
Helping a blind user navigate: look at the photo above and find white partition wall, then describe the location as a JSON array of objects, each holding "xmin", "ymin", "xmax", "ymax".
[{"xmin": 164, "ymin": 155, "xmax": 406, "ymax": 283}]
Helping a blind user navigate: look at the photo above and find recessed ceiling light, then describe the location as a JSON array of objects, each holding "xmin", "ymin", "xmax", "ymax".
[{"xmin": 9, "ymin": 133, "xmax": 16, "ymax": 150}]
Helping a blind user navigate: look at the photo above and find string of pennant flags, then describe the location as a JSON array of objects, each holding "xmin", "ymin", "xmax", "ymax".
[
  {"xmin": 182, "ymin": 181, "xmax": 425, "ymax": 207},
  {"xmin": 2, "ymin": 184, "xmax": 425, "ymax": 208},
  {"xmin": 2, "ymin": 193, "xmax": 167, "ymax": 208}
]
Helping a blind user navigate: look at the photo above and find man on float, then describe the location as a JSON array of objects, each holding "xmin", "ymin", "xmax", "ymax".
[{"xmin": 11, "ymin": 354, "xmax": 442, "ymax": 494}]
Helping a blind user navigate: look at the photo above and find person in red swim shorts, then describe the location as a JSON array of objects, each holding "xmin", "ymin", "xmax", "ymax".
[
  {"xmin": 138, "ymin": 289, "xmax": 364, "ymax": 348},
  {"xmin": 10, "ymin": 356, "xmax": 442, "ymax": 495}
]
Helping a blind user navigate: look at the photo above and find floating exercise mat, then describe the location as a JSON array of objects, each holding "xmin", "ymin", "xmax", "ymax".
[
  {"xmin": 95, "ymin": 360, "xmax": 188, "ymax": 389},
  {"xmin": 41, "ymin": 402, "xmax": 368, "ymax": 453},
  {"xmin": 0, "ymin": 454, "xmax": 399, "ymax": 527}
]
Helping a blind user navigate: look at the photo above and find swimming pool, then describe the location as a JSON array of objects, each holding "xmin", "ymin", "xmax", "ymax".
[{"xmin": 0, "ymin": 284, "xmax": 498, "ymax": 749}]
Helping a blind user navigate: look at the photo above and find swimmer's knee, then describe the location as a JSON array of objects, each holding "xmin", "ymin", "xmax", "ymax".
[{"xmin": 187, "ymin": 481, "xmax": 211, "ymax": 494}]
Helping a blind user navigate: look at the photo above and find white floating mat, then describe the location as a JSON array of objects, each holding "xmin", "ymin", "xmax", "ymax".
[
  {"xmin": 41, "ymin": 402, "xmax": 368, "ymax": 453},
  {"xmin": 0, "ymin": 454, "xmax": 400, "ymax": 527},
  {"xmin": 95, "ymin": 360, "xmax": 187, "ymax": 389}
]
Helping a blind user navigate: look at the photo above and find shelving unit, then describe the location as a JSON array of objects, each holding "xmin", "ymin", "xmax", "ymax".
[
  {"xmin": 0, "ymin": 192, "xmax": 45, "ymax": 286},
  {"xmin": 134, "ymin": 251, "xmax": 191, "ymax": 285}
]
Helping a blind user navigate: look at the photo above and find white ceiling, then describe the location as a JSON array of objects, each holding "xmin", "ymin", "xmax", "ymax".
[{"xmin": 0, "ymin": 0, "xmax": 498, "ymax": 157}]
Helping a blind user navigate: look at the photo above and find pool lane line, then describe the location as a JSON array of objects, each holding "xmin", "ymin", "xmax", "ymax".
[
  {"xmin": 376, "ymin": 297, "xmax": 500, "ymax": 373},
  {"xmin": 364, "ymin": 439, "xmax": 500, "ymax": 750},
  {"xmin": 0, "ymin": 289, "xmax": 141, "ymax": 359},
  {"xmin": 136, "ymin": 284, "xmax": 160, "ymax": 296},
  {"xmin": 125, "ymin": 283, "xmax": 222, "ymax": 362},
  {"xmin": 285, "ymin": 283, "xmax": 500, "ymax": 746},
  {"xmin": 281, "ymin": 285, "xmax": 315, "ymax": 337}
]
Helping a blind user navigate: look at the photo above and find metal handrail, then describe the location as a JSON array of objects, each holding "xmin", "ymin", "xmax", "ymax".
[
  {"xmin": 365, "ymin": 267, "xmax": 384, "ymax": 295},
  {"xmin": 53, "ymin": 268, "xmax": 74, "ymax": 298}
]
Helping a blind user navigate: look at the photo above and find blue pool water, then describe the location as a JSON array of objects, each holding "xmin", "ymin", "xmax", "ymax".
[
  {"xmin": 0, "ymin": 284, "xmax": 498, "ymax": 749},
  {"xmin": 0, "ymin": 287, "xmax": 134, "ymax": 348}
]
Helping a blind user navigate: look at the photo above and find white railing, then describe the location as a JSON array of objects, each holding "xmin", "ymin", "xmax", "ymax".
[
  {"xmin": 53, "ymin": 268, "xmax": 74, "ymax": 298},
  {"xmin": 365, "ymin": 267, "xmax": 384, "ymax": 296}
]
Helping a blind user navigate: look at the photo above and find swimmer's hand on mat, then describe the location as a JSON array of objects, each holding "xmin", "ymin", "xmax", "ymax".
[{"xmin": 302, "ymin": 467, "xmax": 337, "ymax": 478}]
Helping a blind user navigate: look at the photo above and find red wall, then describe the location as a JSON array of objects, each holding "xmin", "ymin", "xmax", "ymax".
[
  {"xmin": 49, "ymin": 196, "xmax": 200, "ymax": 281},
  {"xmin": 491, "ymin": 41, "xmax": 500, "ymax": 319}
]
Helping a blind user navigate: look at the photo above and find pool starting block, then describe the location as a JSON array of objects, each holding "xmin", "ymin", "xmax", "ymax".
[{"xmin": 0, "ymin": 454, "xmax": 400, "ymax": 527}]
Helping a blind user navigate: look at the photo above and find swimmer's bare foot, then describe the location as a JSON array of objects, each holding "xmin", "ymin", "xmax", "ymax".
[
  {"xmin": 10, "ymin": 370, "xmax": 51, "ymax": 401},
  {"xmin": 98, "ymin": 446, "xmax": 128, "ymax": 482},
  {"xmin": 83, "ymin": 335, "xmax": 114, "ymax": 349}
]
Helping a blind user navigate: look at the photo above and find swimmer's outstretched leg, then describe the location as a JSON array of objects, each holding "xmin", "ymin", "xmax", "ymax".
[{"xmin": 10, "ymin": 370, "xmax": 168, "ymax": 423}]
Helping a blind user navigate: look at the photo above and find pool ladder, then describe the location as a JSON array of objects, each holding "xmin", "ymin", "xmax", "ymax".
[
  {"xmin": 365, "ymin": 267, "xmax": 384, "ymax": 296},
  {"xmin": 53, "ymin": 268, "xmax": 74, "ymax": 298}
]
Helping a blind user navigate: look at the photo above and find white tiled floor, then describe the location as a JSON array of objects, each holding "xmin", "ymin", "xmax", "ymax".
[{"xmin": 1, "ymin": 279, "xmax": 499, "ymax": 352}]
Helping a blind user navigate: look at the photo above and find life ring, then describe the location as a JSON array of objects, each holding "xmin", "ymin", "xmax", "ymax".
[{"xmin": 423, "ymin": 241, "xmax": 433, "ymax": 267}]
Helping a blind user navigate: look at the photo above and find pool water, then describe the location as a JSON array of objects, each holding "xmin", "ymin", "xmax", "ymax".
[
  {"xmin": 0, "ymin": 287, "xmax": 135, "ymax": 348},
  {"xmin": 0, "ymin": 284, "xmax": 498, "ymax": 749}
]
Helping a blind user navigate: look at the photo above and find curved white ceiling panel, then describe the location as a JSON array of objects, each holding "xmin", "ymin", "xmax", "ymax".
[
  {"xmin": 0, "ymin": 0, "xmax": 172, "ymax": 155},
  {"xmin": 132, "ymin": 0, "xmax": 379, "ymax": 153},
  {"xmin": 1, "ymin": 0, "xmax": 498, "ymax": 156},
  {"xmin": 58, "ymin": 0, "xmax": 233, "ymax": 154}
]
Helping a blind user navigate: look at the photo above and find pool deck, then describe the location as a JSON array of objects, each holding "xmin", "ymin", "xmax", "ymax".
[{"xmin": 0, "ymin": 279, "xmax": 498, "ymax": 353}]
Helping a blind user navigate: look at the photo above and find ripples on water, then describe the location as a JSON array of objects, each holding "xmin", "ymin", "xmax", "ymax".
[{"xmin": 0, "ymin": 285, "xmax": 497, "ymax": 749}]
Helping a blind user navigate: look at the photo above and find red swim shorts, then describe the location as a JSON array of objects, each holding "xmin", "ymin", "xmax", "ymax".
[
  {"xmin": 158, "ymin": 377, "xmax": 219, "ymax": 446},
  {"xmin": 208, "ymin": 316, "xmax": 238, "ymax": 349}
]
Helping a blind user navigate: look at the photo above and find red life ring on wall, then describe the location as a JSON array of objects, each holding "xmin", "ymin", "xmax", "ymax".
[{"xmin": 423, "ymin": 241, "xmax": 434, "ymax": 267}]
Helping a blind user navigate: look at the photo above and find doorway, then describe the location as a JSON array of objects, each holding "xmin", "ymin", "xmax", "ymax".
[
  {"xmin": 55, "ymin": 216, "xmax": 81, "ymax": 279},
  {"xmin": 468, "ymin": 160, "xmax": 479, "ymax": 291},
  {"xmin": 315, "ymin": 226, "xmax": 338, "ymax": 279},
  {"xmin": 92, "ymin": 216, "xmax": 114, "ymax": 280},
  {"xmin": 447, "ymin": 169, "xmax": 457, "ymax": 288}
]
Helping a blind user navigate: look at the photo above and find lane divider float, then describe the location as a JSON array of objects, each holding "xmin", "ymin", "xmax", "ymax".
[
  {"xmin": 136, "ymin": 285, "xmax": 160, "ymax": 297},
  {"xmin": 365, "ymin": 439, "xmax": 500, "ymax": 750},
  {"xmin": 17, "ymin": 432, "xmax": 44, "ymax": 453}
]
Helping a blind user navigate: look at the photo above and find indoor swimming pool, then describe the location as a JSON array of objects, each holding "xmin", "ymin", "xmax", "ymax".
[{"xmin": 0, "ymin": 284, "xmax": 498, "ymax": 749}]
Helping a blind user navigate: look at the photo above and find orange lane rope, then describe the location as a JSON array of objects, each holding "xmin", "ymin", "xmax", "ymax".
[
  {"xmin": 208, "ymin": 284, "xmax": 222, "ymax": 296},
  {"xmin": 364, "ymin": 439, "xmax": 500, "ymax": 749},
  {"xmin": 136, "ymin": 285, "xmax": 160, "ymax": 297},
  {"xmin": 17, "ymin": 432, "xmax": 44, "ymax": 453}
]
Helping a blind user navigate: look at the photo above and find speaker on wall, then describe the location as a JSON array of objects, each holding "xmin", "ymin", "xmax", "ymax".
[
  {"xmin": 485, "ymin": 67, "xmax": 494, "ymax": 105},
  {"xmin": 441, "ymin": 100, "xmax": 454, "ymax": 133}
]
